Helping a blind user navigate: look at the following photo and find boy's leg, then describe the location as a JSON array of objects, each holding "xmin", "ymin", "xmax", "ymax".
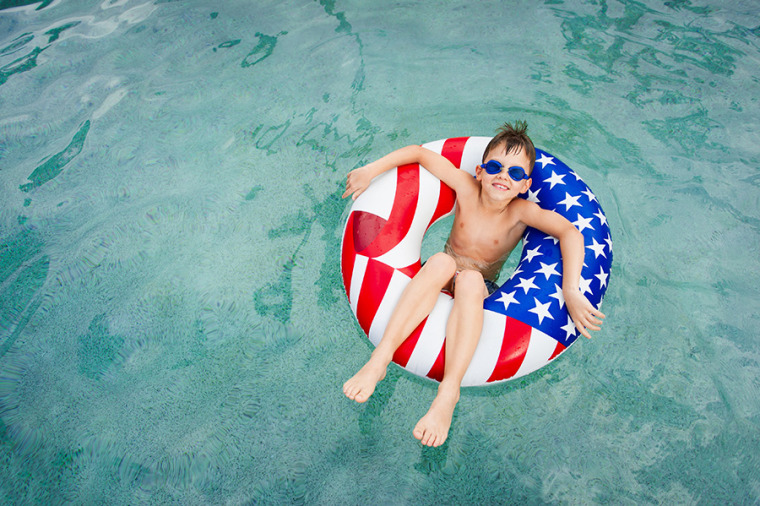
[
  {"xmin": 343, "ymin": 252, "xmax": 457, "ymax": 403},
  {"xmin": 414, "ymin": 269, "xmax": 486, "ymax": 447}
]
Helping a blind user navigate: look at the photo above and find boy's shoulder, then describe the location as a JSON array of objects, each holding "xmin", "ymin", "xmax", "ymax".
[
  {"xmin": 509, "ymin": 197, "xmax": 536, "ymax": 211},
  {"xmin": 503, "ymin": 197, "xmax": 540, "ymax": 222},
  {"xmin": 491, "ymin": 196, "xmax": 534, "ymax": 213}
]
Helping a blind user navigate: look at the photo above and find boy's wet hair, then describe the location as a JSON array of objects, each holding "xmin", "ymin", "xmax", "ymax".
[{"xmin": 483, "ymin": 121, "xmax": 536, "ymax": 174}]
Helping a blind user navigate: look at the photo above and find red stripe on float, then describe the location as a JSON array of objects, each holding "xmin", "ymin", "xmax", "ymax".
[
  {"xmin": 487, "ymin": 317, "xmax": 533, "ymax": 382},
  {"xmin": 429, "ymin": 181, "xmax": 456, "ymax": 227},
  {"xmin": 341, "ymin": 213, "xmax": 356, "ymax": 299},
  {"xmin": 352, "ymin": 211, "xmax": 387, "ymax": 254},
  {"xmin": 440, "ymin": 137, "xmax": 469, "ymax": 167},
  {"xmin": 393, "ymin": 318, "xmax": 427, "ymax": 367},
  {"xmin": 548, "ymin": 340, "xmax": 566, "ymax": 361},
  {"xmin": 362, "ymin": 164, "xmax": 419, "ymax": 258},
  {"xmin": 426, "ymin": 340, "xmax": 446, "ymax": 382},
  {"xmin": 355, "ymin": 259, "xmax": 394, "ymax": 335},
  {"xmin": 426, "ymin": 137, "xmax": 464, "ymax": 227},
  {"xmin": 397, "ymin": 260, "xmax": 421, "ymax": 280}
]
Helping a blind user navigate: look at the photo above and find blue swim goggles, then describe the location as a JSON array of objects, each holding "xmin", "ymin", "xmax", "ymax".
[{"xmin": 480, "ymin": 160, "xmax": 530, "ymax": 181}]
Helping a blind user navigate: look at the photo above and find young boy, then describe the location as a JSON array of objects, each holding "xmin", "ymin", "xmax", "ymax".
[{"xmin": 341, "ymin": 122, "xmax": 605, "ymax": 447}]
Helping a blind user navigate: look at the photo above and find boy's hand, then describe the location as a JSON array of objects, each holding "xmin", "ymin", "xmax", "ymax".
[
  {"xmin": 343, "ymin": 165, "xmax": 374, "ymax": 200},
  {"xmin": 564, "ymin": 289, "xmax": 605, "ymax": 339}
]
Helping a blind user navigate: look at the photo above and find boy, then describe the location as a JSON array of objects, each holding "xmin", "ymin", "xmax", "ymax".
[{"xmin": 342, "ymin": 122, "xmax": 604, "ymax": 447}]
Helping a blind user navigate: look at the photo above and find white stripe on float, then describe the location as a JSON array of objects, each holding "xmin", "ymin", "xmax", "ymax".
[
  {"xmin": 349, "ymin": 169, "xmax": 397, "ymax": 221},
  {"xmin": 461, "ymin": 310, "xmax": 507, "ymax": 386},
  {"xmin": 367, "ymin": 270, "xmax": 412, "ymax": 346},
  {"xmin": 375, "ymin": 167, "xmax": 441, "ymax": 269},
  {"xmin": 512, "ymin": 327, "xmax": 557, "ymax": 380},
  {"xmin": 349, "ymin": 255, "xmax": 369, "ymax": 313},
  {"xmin": 460, "ymin": 137, "xmax": 490, "ymax": 176},
  {"xmin": 421, "ymin": 138, "xmax": 446, "ymax": 155},
  {"xmin": 404, "ymin": 292, "xmax": 453, "ymax": 378}
]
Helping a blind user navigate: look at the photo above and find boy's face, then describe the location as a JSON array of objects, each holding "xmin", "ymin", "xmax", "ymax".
[{"xmin": 476, "ymin": 144, "xmax": 532, "ymax": 200}]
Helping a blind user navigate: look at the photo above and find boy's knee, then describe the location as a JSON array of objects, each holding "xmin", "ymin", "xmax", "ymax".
[
  {"xmin": 425, "ymin": 252, "xmax": 457, "ymax": 275},
  {"xmin": 456, "ymin": 269, "xmax": 484, "ymax": 292}
]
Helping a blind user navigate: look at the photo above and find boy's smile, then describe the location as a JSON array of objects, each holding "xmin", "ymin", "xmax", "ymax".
[{"xmin": 491, "ymin": 178, "xmax": 516, "ymax": 194}]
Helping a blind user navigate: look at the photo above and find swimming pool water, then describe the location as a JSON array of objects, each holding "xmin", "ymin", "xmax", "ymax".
[{"xmin": 1, "ymin": 0, "xmax": 759, "ymax": 503}]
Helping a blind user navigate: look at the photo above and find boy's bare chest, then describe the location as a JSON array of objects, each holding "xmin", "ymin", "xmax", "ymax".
[{"xmin": 449, "ymin": 206, "xmax": 525, "ymax": 261}]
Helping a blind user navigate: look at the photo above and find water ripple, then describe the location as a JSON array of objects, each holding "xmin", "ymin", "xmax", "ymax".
[
  {"xmin": 19, "ymin": 120, "xmax": 90, "ymax": 192},
  {"xmin": 552, "ymin": 0, "xmax": 754, "ymax": 115}
]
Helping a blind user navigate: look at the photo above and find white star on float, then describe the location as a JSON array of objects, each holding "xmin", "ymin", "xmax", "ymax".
[
  {"xmin": 529, "ymin": 297, "xmax": 554, "ymax": 324},
  {"xmin": 526, "ymin": 187, "xmax": 541, "ymax": 203},
  {"xmin": 561, "ymin": 316, "xmax": 577, "ymax": 340},
  {"xmin": 557, "ymin": 192, "xmax": 582, "ymax": 211},
  {"xmin": 536, "ymin": 262, "xmax": 560, "ymax": 280},
  {"xmin": 586, "ymin": 238, "xmax": 607, "ymax": 259},
  {"xmin": 549, "ymin": 283, "xmax": 565, "ymax": 309},
  {"xmin": 595, "ymin": 266, "xmax": 609, "ymax": 288},
  {"xmin": 524, "ymin": 246, "xmax": 543, "ymax": 262},
  {"xmin": 544, "ymin": 233, "xmax": 559, "ymax": 245},
  {"xmin": 545, "ymin": 171, "xmax": 565, "ymax": 189},
  {"xmin": 496, "ymin": 290, "xmax": 519, "ymax": 310},
  {"xmin": 604, "ymin": 233, "xmax": 613, "ymax": 251},
  {"xmin": 594, "ymin": 209, "xmax": 607, "ymax": 226},
  {"xmin": 573, "ymin": 214, "xmax": 595, "ymax": 233},
  {"xmin": 570, "ymin": 170, "xmax": 583, "ymax": 181},
  {"xmin": 537, "ymin": 153, "xmax": 555, "ymax": 168},
  {"xmin": 582, "ymin": 188, "xmax": 598, "ymax": 202},
  {"xmin": 579, "ymin": 276, "xmax": 593, "ymax": 295},
  {"xmin": 516, "ymin": 276, "xmax": 539, "ymax": 294},
  {"xmin": 509, "ymin": 265, "xmax": 524, "ymax": 279}
]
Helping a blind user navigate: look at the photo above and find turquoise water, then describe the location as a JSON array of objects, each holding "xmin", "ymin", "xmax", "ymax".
[{"xmin": 1, "ymin": 0, "xmax": 758, "ymax": 503}]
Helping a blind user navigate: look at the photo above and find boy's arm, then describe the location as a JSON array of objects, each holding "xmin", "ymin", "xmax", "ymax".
[
  {"xmin": 343, "ymin": 145, "xmax": 475, "ymax": 200},
  {"xmin": 515, "ymin": 200, "xmax": 605, "ymax": 339}
]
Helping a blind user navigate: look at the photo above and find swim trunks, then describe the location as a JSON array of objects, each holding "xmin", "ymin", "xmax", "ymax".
[{"xmin": 484, "ymin": 278, "xmax": 499, "ymax": 295}]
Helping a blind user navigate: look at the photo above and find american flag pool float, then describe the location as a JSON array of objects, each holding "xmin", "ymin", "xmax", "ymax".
[{"xmin": 341, "ymin": 137, "xmax": 613, "ymax": 386}]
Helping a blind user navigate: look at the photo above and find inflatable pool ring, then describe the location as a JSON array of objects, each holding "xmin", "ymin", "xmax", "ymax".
[{"xmin": 341, "ymin": 137, "xmax": 612, "ymax": 386}]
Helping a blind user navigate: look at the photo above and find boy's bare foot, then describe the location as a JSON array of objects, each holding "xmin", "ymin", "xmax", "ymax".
[
  {"xmin": 413, "ymin": 383, "xmax": 460, "ymax": 447},
  {"xmin": 342, "ymin": 357, "xmax": 387, "ymax": 403}
]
